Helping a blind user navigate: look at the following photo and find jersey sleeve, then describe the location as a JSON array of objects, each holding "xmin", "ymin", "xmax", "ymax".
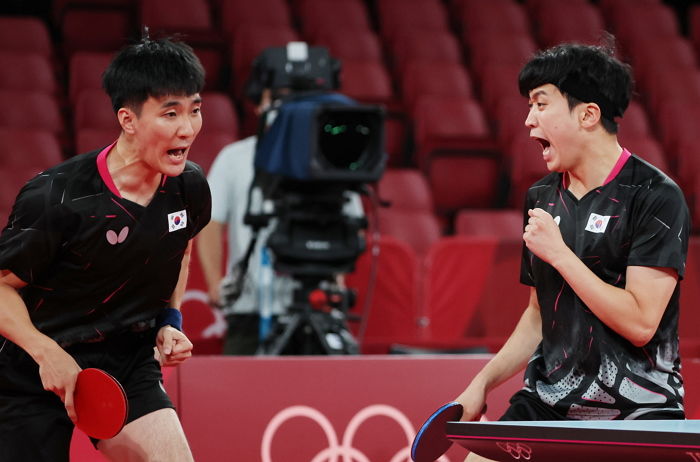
[
  {"xmin": 627, "ymin": 180, "xmax": 689, "ymax": 278},
  {"xmin": 0, "ymin": 173, "xmax": 68, "ymax": 284}
]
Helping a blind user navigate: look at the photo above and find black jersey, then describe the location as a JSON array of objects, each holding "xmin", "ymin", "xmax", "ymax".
[
  {"xmin": 520, "ymin": 150, "xmax": 689, "ymax": 419},
  {"xmin": 0, "ymin": 144, "xmax": 211, "ymax": 345}
]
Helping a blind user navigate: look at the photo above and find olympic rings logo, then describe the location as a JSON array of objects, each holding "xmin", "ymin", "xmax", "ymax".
[
  {"xmin": 496, "ymin": 441, "xmax": 533, "ymax": 460},
  {"xmin": 261, "ymin": 404, "xmax": 453, "ymax": 462}
]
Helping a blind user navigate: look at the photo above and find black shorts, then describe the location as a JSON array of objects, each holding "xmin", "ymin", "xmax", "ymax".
[
  {"xmin": 500, "ymin": 390, "xmax": 685, "ymax": 421},
  {"xmin": 0, "ymin": 328, "xmax": 174, "ymax": 462}
]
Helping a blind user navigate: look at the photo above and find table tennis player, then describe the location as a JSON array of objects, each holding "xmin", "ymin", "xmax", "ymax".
[
  {"xmin": 455, "ymin": 39, "xmax": 689, "ymax": 461},
  {"xmin": 0, "ymin": 33, "xmax": 210, "ymax": 461}
]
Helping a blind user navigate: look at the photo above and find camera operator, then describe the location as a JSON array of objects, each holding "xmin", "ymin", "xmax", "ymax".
[{"xmin": 196, "ymin": 43, "xmax": 365, "ymax": 355}]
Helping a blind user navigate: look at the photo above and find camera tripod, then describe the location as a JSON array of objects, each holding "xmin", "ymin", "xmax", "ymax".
[{"xmin": 259, "ymin": 278, "xmax": 359, "ymax": 355}]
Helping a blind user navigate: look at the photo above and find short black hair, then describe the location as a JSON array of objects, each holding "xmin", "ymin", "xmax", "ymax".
[
  {"xmin": 518, "ymin": 41, "xmax": 633, "ymax": 134},
  {"xmin": 102, "ymin": 34, "xmax": 205, "ymax": 114}
]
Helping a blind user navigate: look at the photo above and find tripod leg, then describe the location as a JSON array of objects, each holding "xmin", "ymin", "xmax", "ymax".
[{"xmin": 261, "ymin": 314, "xmax": 302, "ymax": 355}]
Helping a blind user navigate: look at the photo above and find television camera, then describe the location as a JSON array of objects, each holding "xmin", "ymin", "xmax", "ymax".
[{"xmin": 229, "ymin": 42, "xmax": 386, "ymax": 355}]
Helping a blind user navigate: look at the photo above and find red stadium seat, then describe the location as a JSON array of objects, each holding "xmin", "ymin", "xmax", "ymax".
[
  {"xmin": 643, "ymin": 68, "xmax": 700, "ymax": 117},
  {"xmin": 0, "ymin": 17, "xmax": 53, "ymax": 57},
  {"xmin": 457, "ymin": 0, "xmax": 530, "ymax": 43},
  {"xmin": 454, "ymin": 209, "xmax": 523, "ymax": 241},
  {"xmin": 0, "ymin": 90, "xmax": 64, "ymax": 135},
  {"xmin": 377, "ymin": 0, "xmax": 450, "ymax": 47},
  {"xmin": 139, "ymin": 0, "xmax": 224, "ymax": 90},
  {"xmin": 140, "ymin": 0, "xmax": 211, "ymax": 31},
  {"xmin": 378, "ymin": 169, "xmax": 434, "ymax": 212},
  {"xmin": 412, "ymin": 96, "xmax": 495, "ymax": 169},
  {"xmin": 617, "ymin": 101, "xmax": 651, "ymax": 139},
  {"xmin": 532, "ymin": 2, "xmax": 606, "ymax": 48},
  {"xmin": 465, "ymin": 32, "xmax": 537, "ymax": 81},
  {"xmin": 690, "ymin": 5, "xmax": 700, "ymax": 57},
  {"xmin": 493, "ymin": 95, "xmax": 529, "ymax": 150},
  {"xmin": 338, "ymin": 59, "xmax": 394, "ymax": 106},
  {"xmin": 68, "ymin": 52, "xmax": 114, "ymax": 106},
  {"xmin": 477, "ymin": 63, "xmax": 524, "ymax": 118},
  {"xmin": 220, "ymin": 0, "xmax": 292, "ymax": 39},
  {"xmin": 401, "ymin": 61, "xmax": 474, "ymax": 113},
  {"xmin": 389, "ymin": 30, "xmax": 462, "ymax": 77},
  {"xmin": 384, "ymin": 117, "xmax": 409, "ymax": 167},
  {"xmin": 506, "ymin": 133, "xmax": 550, "ymax": 207},
  {"xmin": 628, "ymin": 37, "xmax": 698, "ymax": 95},
  {"xmin": 73, "ymin": 89, "xmax": 118, "ymax": 131},
  {"xmin": 0, "ymin": 129, "xmax": 64, "ymax": 170},
  {"xmin": 607, "ymin": 2, "xmax": 679, "ymax": 53},
  {"xmin": 0, "ymin": 52, "xmax": 57, "ymax": 95},
  {"xmin": 200, "ymin": 92, "xmax": 239, "ymax": 135},
  {"xmin": 422, "ymin": 236, "xmax": 500, "ymax": 342},
  {"xmin": 60, "ymin": 8, "xmax": 133, "ymax": 57},
  {"xmin": 378, "ymin": 209, "xmax": 442, "ymax": 257},
  {"xmin": 314, "ymin": 28, "xmax": 383, "ymax": 63},
  {"xmin": 346, "ymin": 235, "xmax": 421, "ymax": 352},
  {"xmin": 428, "ymin": 155, "xmax": 501, "ymax": 216},
  {"xmin": 297, "ymin": 0, "xmax": 371, "ymax": 42}
]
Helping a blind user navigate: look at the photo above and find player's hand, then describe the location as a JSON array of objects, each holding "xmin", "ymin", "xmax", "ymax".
[
  {"xmin": 35, "ymin": 344, "xmax": 82, "ymax": 423},
  {"xmin": 523, "ymin": 208, "xmax": 568, "ymax": 265},
  {"xmin": 155, "ymin": 326, "xmax": 193, "ymax": 366},
  {"xmin": 454, "ymin": 382, "xmax": 488, "ymax": 422}
]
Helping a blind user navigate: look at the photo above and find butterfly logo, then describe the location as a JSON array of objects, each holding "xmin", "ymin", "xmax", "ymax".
[{"xmin": 106, "ymin": 226, "xmax": 129, "ymax": 245}]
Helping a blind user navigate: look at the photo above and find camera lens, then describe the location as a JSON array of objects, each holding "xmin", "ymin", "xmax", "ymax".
[{"xmin": 317, "ymin": 111, "xmax": 376, "ymax": 171}]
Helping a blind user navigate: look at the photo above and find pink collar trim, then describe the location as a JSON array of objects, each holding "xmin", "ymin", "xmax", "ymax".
[
  {"xmin": 561, "ymin": 148, "xmax": 631, "ymax": 190},
  {"xmin": 96, "ymin": 141, "xmax": 122, "ymax": 198},
  {"xmin": 602, "ymin": 148, "xmax": 631, "ymax": 186}
]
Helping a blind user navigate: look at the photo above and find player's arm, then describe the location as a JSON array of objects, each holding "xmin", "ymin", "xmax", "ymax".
[
  {"xmin": 0, "ymin": 270, "xmax": 82, "ymax": 421},
  {"xmin": 455, "ymin": 287, "xmax": 542, "ymax": 421},
  {"xmin": 155, "ymin": 240, "xmax": 194, "ymax": 365},
  {"xmin": 525, "ymin": 207, "xmax": 677, "ymax": 347},
  {"xmin": 195, "ymin": 220, "xmax": 226, "ymax": 307}
]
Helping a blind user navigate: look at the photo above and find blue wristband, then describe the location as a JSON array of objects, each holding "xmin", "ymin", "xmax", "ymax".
[{"xmin": 156, "ymin": 307, "xmax": 183, "ymax": 332}]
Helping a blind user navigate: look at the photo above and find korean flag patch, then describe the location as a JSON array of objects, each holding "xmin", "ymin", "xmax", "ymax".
[
  {"xmin": 585, "ymin": 213, "xmax": 610, "ymax": 234},
  {"xmin": 168, "ymin": 210, "xmax": 187, "ymax": 232}
]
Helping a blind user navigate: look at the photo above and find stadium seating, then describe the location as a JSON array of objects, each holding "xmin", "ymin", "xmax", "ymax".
[
  {"xmin": 454, "ymin": 209, "xmax": 523, "ymax": 240},
  {"xmin": 60, "ymin": 7, "xmax": 133, "ymax": 58},
  {"xmin": 296, "ymin": 0, "xmax": 371, "ymax": 42},
  {"xmin": 68, "ymin": 52, "xmax": 114, "ymax": 106},
  {"xmin": 0, "ymin": 52, "xmax": 57, "ymax": 95},
  {"xmin": 220, "ymin": 0, "xmax": 292, "ymax": 39},
  {"xmin": 0, "ymin": 16, "xmax": 53, "ymax": 57},
  {"xmin": 0, "ymin": 90, "xmax": 64, "ymax": 135},
  {"xmin": 0, "ymin": 128, "xmax": 64, "ymax": 170},
  {"xmin": 346, "ymin": 235, "xmax": 422, "ymax": 352}
]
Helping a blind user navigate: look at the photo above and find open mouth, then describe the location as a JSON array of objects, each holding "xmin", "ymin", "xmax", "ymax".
[
  {"xmin": 532, "ymin": 137, "xmax": 551, "ymax": 155},
  {"xmin": 167, "ymin": 148, "xmax": 187, "ymax": 159},
  {"xmin": 533, "ymin": 137, "xmax": 550, "ymax": 150}
]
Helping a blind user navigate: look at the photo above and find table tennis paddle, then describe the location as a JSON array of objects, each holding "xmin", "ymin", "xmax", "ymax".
[
  {"xmin": 74, "ymin": 368, "xmax": 128, "ymax": 439},
  {"xmin": 411, "ymin": 401, "xmax": 464, "ymax": 462}
]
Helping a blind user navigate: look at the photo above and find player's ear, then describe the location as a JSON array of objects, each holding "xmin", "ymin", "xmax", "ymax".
[
  {"xmin": 117, "ymin": 107, "xmax": 137, "ymax": 134},
  {"xmin": 580, "ymin": 102, "xmax": 601, "ymax": 128}
]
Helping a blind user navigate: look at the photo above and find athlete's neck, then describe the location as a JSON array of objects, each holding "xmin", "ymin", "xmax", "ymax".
[
  {"xmin": 107, "ymin": 138, "xmax": 162, "ymax": 206},
  {"xmin": 565, "ymin": 136, "xmax": 622, "ymax": 199}
]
